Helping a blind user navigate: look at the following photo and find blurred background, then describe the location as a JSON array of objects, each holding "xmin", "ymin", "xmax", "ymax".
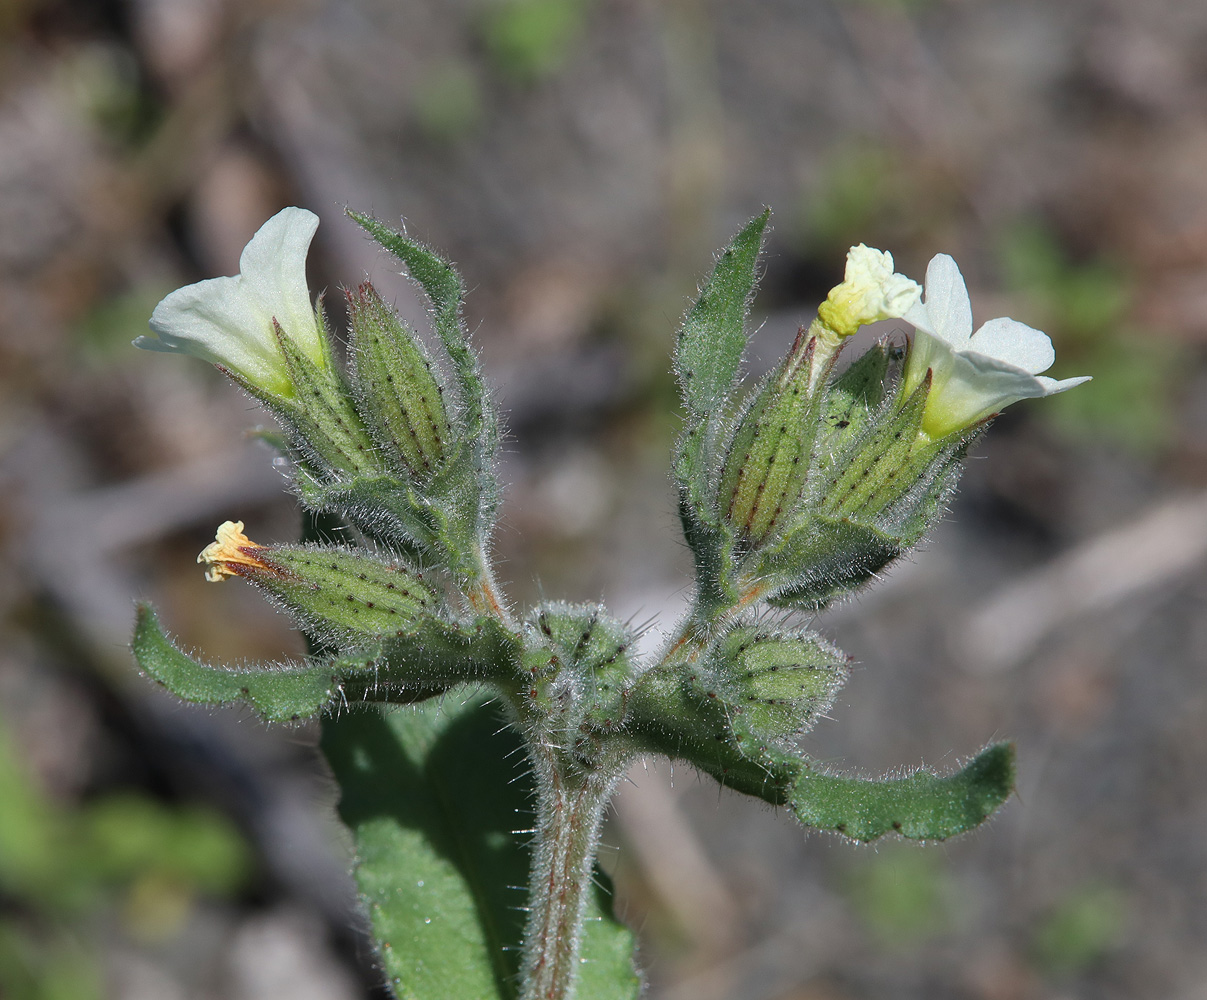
[{"xmin": 3, "ymin": 0, "xmax": 1207, "ymax": 997}]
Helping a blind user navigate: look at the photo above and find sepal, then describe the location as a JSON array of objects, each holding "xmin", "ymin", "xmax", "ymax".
[
  {"xmin": 225, "ymin": 310, "xmax": 378, "ymax": 476},
  {"xmin": 716, "ymin": 329, "xmax": 835, "ymax": 547},
  {"xmin": 293, "ymin": 470, "xmax": 484, "ymax": 585},
  {"xmin": 348, "ymin": 211, "xmax": 500, "ymax": 541},
  {"xmin": 712, "ymin": 625, "xmax": 848, "ymax": 740},
  {"xmin": 347, "ymin": 282, "xmax": 453, "ymax": 481}
]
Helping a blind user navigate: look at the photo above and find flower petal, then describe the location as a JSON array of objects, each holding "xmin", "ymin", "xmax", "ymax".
[
  {"xmin": 1036, "ymin": 374, "xmax": 1092, "ymax": 394},
  {"xmin": 922, "ymin": 347, "xmax": 1053, "ymax": 437},
  {"xmin": 137, "ymin": 208, "xmax": 323, "ymax": 396},
  {"xmin": 237, "ymin": 207, "xmax": 323, "ymax": 363},
  {"xmin": 147, "ymin": 274, "xmax": 284, "ymax": 385},
  {"xmin": 905, "ymin": 253, "xmax": 973, "ymax": 347},
  {"xmin": 969, "ymin": 316, "xmax": 1054, "ymax": 375}
]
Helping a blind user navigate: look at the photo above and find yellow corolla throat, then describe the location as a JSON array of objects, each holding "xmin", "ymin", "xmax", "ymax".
[{"xmin": 198, "ymin": 520, "xmax": 270, "ymax": 582}]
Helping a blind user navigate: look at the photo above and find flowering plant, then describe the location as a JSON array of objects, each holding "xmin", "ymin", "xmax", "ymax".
[{"xmin": 132, "ymin": 206, "xmax": 1086, "ymax": 1000}]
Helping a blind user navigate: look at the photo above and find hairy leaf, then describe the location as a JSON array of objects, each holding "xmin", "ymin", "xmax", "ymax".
[
  {"xmin": 132, "ymin": 605, "xmax": 517, "ymax": 721},
  {"xmin": 675, "ymin": 210, "xmax": 770, "ymax": 419},
  {"xmin": 321, "ymin": 694, "xmax": 640, "ymax": 1000},
  {"xmin": 790, "ymin": 743, "xmax": 1016, "ymax": 842}
]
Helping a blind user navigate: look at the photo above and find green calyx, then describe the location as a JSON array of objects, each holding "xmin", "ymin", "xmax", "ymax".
[
  {"xmin": 347, "ymin": 281, "xmax": 454, "ymax": 481},
  {"xmin": 718, "ymin": 330, "xmax": 825, "ymax": 545}
]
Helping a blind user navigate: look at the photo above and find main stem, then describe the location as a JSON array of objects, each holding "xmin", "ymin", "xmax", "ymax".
[{"xmin": 519, "ymin": 743, "xmax": 620, "ymax": 1000}]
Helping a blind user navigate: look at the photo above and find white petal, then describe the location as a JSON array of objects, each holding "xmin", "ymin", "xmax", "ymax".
[
  {"xmin": 238, "ymin": 208, "xmax": 322, "ymax": 361},
  {"xmin": 148, "ymin": 273, "xmax": 278, "ymax": 373},
  {"xmin": 1036, "ymin": 374, "xmax": 1092, "ymax": 394},
  {"xmin": 969, "ymin": 317, "xmax": 1054, "ymax": 375},
  {"xmin": 912, "ymin": 254, "xmax": 973, "ymax": 347}
]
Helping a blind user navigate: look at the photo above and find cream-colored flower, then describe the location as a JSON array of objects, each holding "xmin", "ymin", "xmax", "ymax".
[
  {"xmin": 902, "ymin": 254, "xmax": 1090, "ymax": 439},
  {"xmin": 817, "ymin": 244, "xmax": 921, "ymax": 340},
  {"xmin": 135, "ymin": 208, "xmax": 326, "ymax": 396},
  {"xmin": 198, "ymin": 520, "xmax": 267, "ymax": 582}
]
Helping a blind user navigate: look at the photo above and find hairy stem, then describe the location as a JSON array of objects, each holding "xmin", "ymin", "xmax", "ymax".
[{"xmin": 519, "ymin": 745, "xmax": 620, "ymax": 1000}]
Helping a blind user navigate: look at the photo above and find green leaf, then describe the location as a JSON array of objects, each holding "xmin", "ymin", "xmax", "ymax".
[
  {"xmin": 671, "ymin": 212, "xmax": 770, "ymax": 614},
  {"xmin": 790, "ymin": 743, "xmax": 1016, "ymax": 842},
  {"xmin": 627, "ymin": 664, "xmax": 1014, "ymax": 842},
  {"xmin": 131, "ymin": 605, "xmax": 466, "ymax": 722},
  {"xmin": 675, "ymin": 210, "xmax": 770, "ymax": 419},
  {"xmin": 321, "ymin": 694, "xmax": 639, "ymax": 1000}
]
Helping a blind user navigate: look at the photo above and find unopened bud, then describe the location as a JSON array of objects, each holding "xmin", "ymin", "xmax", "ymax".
[
  {"xmin": 199, "ymin": 521, "xmax": 440, "ymax": 641},
  {"xmin": 347, "ymin": 282, "xmax": 453, "ymax": 480},
  {"xmin": 719, "ymin": 329, "xmax": 822, "ymax": 545},
  {"xmin": 716, "ymin": 626, "xmax": 847, "ymax": 740},
  {"xmin": 816, "ymin": 244, "xmax": 919, "ymax": 341}
]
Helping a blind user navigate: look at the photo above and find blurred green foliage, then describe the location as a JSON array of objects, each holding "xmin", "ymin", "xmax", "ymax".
[
  {"xmin": 845, "ymin": 845, "xmax": 952, "ymax": 948},
  {"xmin": 478, "ymin": 0, "xmax": 590, "ymax": 83},
  {"xmin": 800, "ymin": 144, "xmax": 906, "ymax": 254},
  {"xmin": 62, "ymin": 44, "xmax": 161, "ymax": 149},
  {"xmin": 797, "ymin": 142, "xmax": 958, "ymax": 259},
  {"xmin": 414, "ymin": 59, "xmax": 484, "ymax": 141},
  {"xmin": 0, "ymin": 714, "xmax": 251, "ymax": 999},
  {"xmin": 1032, "ymin": 883, "xmax": 1127, "ymax": 976},
  {"xmin": 997, "ymin": 220, "xmax": 1185, "ymax": 452},
  {"xmin": 73, "ymin": 284, "xmax": 174, "ymax": 364}
]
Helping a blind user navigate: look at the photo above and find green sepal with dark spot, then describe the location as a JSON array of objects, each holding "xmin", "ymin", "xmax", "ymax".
[
  {"xmin": 718, "ymin": 331, "xmax": 833, "ymax": 545},
  {"xmin": 524, "ymin": 604, "xmax": 638, "ymax": 750},
  {"xmin": 347, "ymin": 281, "xmax": 453, "ymax": 481},
  {"xmin": 225, "ymin": 308, "xmax": 378, "ymax": 478},
  {"xmin": 349, "ymin": 211, "xmax": 500, "ymax": 542},
  {"xmin": 814, "ymin": 340, "xmax": 895, "ymax": 470},
  {"xmin": 820, "ymin": 373, "xmax": 930, "ymax": 520},
  {"xmin": 755, "ymin": 515, "xmax": 903, "ymax": 612},
  {"xmin": 294, "ymin": 471, "xmax": 484, "ymax": 585},
  {"xmin": 225, "ymin": 541, "xmax": 442, "ymax": 643},
  {"xmin": 712, "ymin": 625, "xmax": 848, "ymax": 740}
]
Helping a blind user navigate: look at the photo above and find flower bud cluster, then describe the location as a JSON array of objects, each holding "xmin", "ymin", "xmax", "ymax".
[{"xmin": 683, "ymin": 237, "xmax": 1089, "ymax": 621}]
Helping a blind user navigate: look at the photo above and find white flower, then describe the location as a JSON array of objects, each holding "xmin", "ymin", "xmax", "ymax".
[
  {"xmin": 903, "ymin": 253, "xmax": 1090, "ymax": 438},
  {"xmin": 817, "ymin": 244, "xmax": 922, "ymax": 340},
  {"xmin": 135, "ymin": 208, "xmax": 326, "ymax": 396}
]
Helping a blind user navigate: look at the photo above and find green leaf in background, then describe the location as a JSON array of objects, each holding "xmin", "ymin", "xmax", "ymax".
[
  {"xmin": 321, "ymin": 694, "xmax": 639, "ymax": 1000},
  {"xmin": 479, "ymin": 0, "xmax": 590, "ymax": 83}
]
